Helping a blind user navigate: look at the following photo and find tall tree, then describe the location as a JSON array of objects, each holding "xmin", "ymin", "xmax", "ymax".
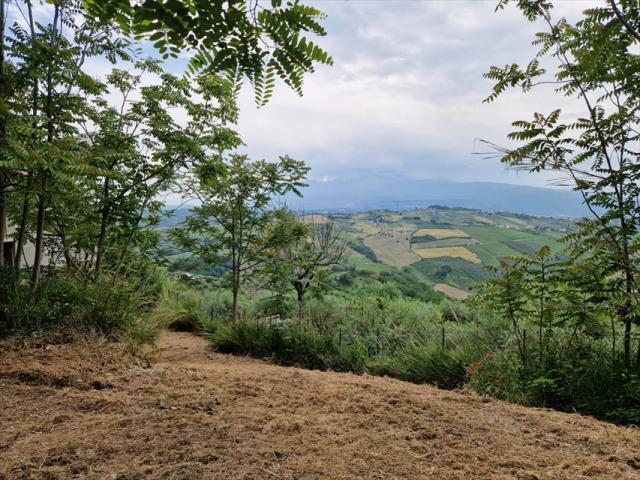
[{"xmin": 483, "ymin": 0, "xmax": 640, "ymax": 368}]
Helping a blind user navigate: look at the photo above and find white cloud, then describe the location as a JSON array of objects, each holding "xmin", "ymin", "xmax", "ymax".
[{"xmin": 232, "ymin": 0, "xmax": 599, "ymax": 187}]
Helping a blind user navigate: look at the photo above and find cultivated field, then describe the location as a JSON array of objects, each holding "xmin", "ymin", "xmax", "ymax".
[
  {"xmin": 433, "ymin": 283, "xmax": 470, "ymax": 300},
  {"xmin": 413, "ymin": 228, "xmax": 469, "ymax": 239},
  {"xmin": 328, "ymin": 207, "xmax": 572, "ymax": 296},
  {"xmin": 414, "ymin": 246, "xmax": 481, "ymax": 264}
]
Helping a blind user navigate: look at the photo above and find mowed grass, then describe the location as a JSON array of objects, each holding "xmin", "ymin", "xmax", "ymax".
[
  {"xmin": 467, "ymin": 243, "xmax": 521, "ymax": 266},
  {"xmin": 414, "ymin": 246, "xmax": 480, "ymax": 264},
  {"xmin": 414, "ymin": 228, "xmax": 469, "ymax": 239}
]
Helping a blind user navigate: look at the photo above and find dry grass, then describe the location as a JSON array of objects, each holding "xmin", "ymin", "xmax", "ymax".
[
  {"xmin": 414, "ymin": 228, "xmax": 469, "ymax": 239},
  {"xmin": 363, "ymin": 224, "xmax": 420, "ymax": 268},
  {"xmin": 353, "ymin": 221, "xmax": 380, "ymax": 235},
  {"xmin": 2, "ymin": 332, "xmax": 640, "ymax": 479},
  {"xmin": 433, "ymin": 283, "xmax": 470, "ymax": 300},
  {"xmin": 414, "ymin": 246, "xmax": 481, "ymax": 263}
]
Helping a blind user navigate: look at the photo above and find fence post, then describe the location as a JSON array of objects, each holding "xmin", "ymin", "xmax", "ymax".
[
  {"xmin": 339, "ymin": 328, "xmax": 342, "ymax": 347},
  {"xmin": 523, "ymin": 329, "xmax": 527, "ymax": 367},
  {"xmin": 376, "ymin": 326, "xmax": 380, "ymax": 356},
  {"xmin": 441, "ymin": 327, "xmax": 445, "ymax": 351},
  {"xmin": 209, "ymin": 305, "xmax": 214, "ymax": 321}
]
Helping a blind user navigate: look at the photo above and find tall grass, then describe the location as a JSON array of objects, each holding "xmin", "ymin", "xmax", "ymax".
[
  {"xmin": 0, "ymin": 268, "xmax": 165, "ymax": 349},
  {"xmin": 158, "ymin": 283, "xmax": 640, "ymax": 425}
]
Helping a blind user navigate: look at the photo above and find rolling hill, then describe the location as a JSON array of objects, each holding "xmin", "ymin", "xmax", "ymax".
[
  {"xmin": 161, "ymin": 205, "xmax": 573, "ymax": 300},
  {"xmin": 329, "ymin": 206, "xmax": 571, "ymax": 298}
]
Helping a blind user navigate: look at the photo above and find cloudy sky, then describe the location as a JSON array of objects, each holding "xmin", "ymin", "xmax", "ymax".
[
  {"xmin": 230, "ymin": 0, "xmax": 597, "ymax": 187},
  {"xmin": 9, "ymin": 0, "xmax": 598, "ymax": 188}
]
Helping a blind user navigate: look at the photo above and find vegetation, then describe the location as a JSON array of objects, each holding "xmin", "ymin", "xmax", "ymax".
[
  {"xmin": 3, "ymin": 0, "xmax": 640, "ymax": 430},
  {"xmin": 0, "ymin": 0, "xmax": 330, "ymax": 343}
]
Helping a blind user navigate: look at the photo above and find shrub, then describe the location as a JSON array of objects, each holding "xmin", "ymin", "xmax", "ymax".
[{"xmin": 0, "ymin": 267, "xmax": 165, "ymax": 348}]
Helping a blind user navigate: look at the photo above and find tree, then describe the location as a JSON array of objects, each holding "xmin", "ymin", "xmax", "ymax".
[
  {"xmin": 483, "ymin": 0, "xmax": 640, "ymax": 368},
  {"xmin": 261, "ymin": 213, "xmax": 347, "ymax": 317},
  {"xmin": 1, "ymin": 0, "xmax": 125, "ymax": 287},
  {"xmin": 85, "ymin": 0, "xmax": 333, "ymax": 105},
  {"xmin": 173, "ymin": 154, "xmax": 309, "ymax": 322}
]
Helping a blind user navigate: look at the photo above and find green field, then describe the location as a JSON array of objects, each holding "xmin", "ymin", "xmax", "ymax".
[{"xmin": 331, "ymin": 207, "xmax": 573, "ymax": 295}]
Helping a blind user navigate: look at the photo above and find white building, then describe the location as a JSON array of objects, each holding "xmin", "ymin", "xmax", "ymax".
[{"xmin": 3, "ymin": 222, "xmax": 38, "ymax": 267}]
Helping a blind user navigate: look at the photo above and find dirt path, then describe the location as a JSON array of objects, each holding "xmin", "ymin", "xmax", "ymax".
[{"xmin": 2, "ymin": 331, "xmax": 640, "ymax": 479}]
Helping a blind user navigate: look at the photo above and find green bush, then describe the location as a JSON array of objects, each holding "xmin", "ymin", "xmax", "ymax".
[{"xmin": 0, "ymin": 267, "xmax": 165, "ymax": 348}]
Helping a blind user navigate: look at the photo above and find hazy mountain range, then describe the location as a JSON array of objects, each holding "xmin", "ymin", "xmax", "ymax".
[{"xmin": 282, "ymin": 174, "xmax": 586, "ymax": 217}]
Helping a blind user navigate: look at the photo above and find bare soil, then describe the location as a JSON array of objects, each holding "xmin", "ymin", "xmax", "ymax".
[
  {"xmin": 2, "ymin": 332, "xmax": 640, "ymax": 479},
  {"xmin": 433, "ymin": 283, "xmax": 470, "ymax": 301}
]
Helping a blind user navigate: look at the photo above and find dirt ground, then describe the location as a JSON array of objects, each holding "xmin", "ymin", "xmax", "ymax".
[
  {"xmin": 433, "ymin": 283, "xmax": 470, "ymax": 301},
  {"xmin": 2, "ymin": 332, "xmax": 640, "ymax": 479}
]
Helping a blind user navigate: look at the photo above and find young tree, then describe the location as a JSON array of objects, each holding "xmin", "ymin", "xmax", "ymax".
[
  {"xmin": 483, "ymin": 0, "xmax": 640, "ymax": 368},
  {"xmin": 261, "ymin": 213, "xmax": 347, "ymax": 317},
  {"xmin": 173, "ymin": 154, "xmax": 309, "ymax": 322}
]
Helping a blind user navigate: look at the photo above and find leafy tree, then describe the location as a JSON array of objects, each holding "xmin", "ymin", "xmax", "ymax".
[
  {"xmin": 472, "ymin": 257, "xmax": 530, "ymax": 366},
  {"xmin": 2, "ymin": 0, "xmax": 125, "ymax": 287},
  {"xmin": 261, "ymin": 213, "xmax": 347, "ymax": 317},
  {"xmin": 76, "ymin": 60, "xmax": 241, "ymax": 281},
  {"xmin": 483, "ymin": 0, "xmax": 640, "ymax": 368},
  {"xmin": 173, "ymin": 154, "xmax": 309, "ymax": 321},
  {"xmin": 85, "ymin": 0, "xmax": 333, "ymax": 105}
]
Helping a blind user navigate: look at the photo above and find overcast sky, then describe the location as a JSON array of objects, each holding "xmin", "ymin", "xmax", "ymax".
[
  {"xmin": 10, "ymin": 0, "xmax": 599, "ymax": 188},
  {"xmin": 230, "ymin": 0, "xmax": 597, "ymax": 187}
]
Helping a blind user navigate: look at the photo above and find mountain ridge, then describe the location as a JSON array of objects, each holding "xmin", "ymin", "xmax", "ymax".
[{"xmin": 281, "ymin": 174, "xmax": 585, "ymax": 217}]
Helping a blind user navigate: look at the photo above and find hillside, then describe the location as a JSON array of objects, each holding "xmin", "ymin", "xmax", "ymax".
[
  {"xmin": 1, "ymin": 332, "xmax": 639, "ymax": 479},
  {"xmin": 283, "ymin": 174, "xmax": 587, "ymax": 217},
  {"xmin": 329, "ymin": 207, "xmax": 570, "ymax": 298},
  {"xmin": 163, "ymin": 206, "xmax": 573, "ymax": 300}
]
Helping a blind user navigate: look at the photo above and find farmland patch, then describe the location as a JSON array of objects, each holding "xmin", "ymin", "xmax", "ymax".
[
  {"xmin": 414, "ymin": 228, "xmax": 470, "ymax": 240},
  {"xmin": 414, "ymin": 246, "xmax": 480, "ymax": 264}
]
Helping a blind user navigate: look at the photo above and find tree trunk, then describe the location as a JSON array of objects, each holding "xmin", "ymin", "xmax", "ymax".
[
  {"xmin": 14, "ymin": 176, "xmax": 32, "ymax": 270},
  {"xmin": 635, "ymin": 323, "xmax": 640, "ymax": 370},
  {"xmin": 0, "ymin": 185, "xmax": 6, "ymax": 268},
  {"xmin": 16, "ymin": 4, "xmax": 38, "ymax": 272},
  {"xmin": 294, "ymin": 281, "xmax": 305, "ymax": 319},
  {"xmin": 31, "ymin": 5, "xmax": 58, "ymax": 290},
  {"xmin": 94, "ymin": 177, "xmax": 111, "ymax": 281},
  {"xmin": 30, "ymin": 194, "xmax": 46, "ymax": 290},
  {"xmin": 623, "ymin": 311, "xmax": 632, "ymax": 369},
  {"xmin": 0, "ymin": 1, "xmax": 7, "ymax": 269},
  {"xmin": 232, "ymin": 270, "xmax": 239, "ymax": 323}
]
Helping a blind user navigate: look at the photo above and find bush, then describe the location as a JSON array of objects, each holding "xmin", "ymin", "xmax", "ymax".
[
  {"xmin": 0, "ymin": 267, "xmax": 165, "ymax": 348},
  {"xmin": 152, "ymin": 292, "xmax": 207, "ymax": 332}
]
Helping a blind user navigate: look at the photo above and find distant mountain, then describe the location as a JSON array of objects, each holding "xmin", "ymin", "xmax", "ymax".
[{"xmin": 283, "ymin": 173, "xmax": 586, "ymax": 217}]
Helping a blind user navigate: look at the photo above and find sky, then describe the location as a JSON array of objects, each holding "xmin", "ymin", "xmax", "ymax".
[
  {"xmin": 230, "ymin": 0, "xmax": 598, "ymax": 187},
  {"xmin": 8, "ymin": 0, "xmax": 599, "ymax": 189}
]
